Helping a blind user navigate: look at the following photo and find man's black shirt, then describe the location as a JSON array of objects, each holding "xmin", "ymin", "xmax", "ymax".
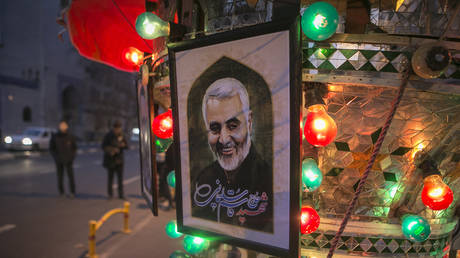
[{"xmin": 191, "ymin": 144, "xmax": 273, "ymax": 233}]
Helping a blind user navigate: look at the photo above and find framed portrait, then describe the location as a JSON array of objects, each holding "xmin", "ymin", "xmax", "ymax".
[
  {"xmin": 136, "ymin": 75, "xmax": 159, "ymax": 216},
  {"xmin": 168, "ymin": 18, "xmax": 301, "ymax": 257}
]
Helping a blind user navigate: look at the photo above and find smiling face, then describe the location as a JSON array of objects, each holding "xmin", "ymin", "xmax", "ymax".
[{"xmin": 205, "ymin": 95, "xmax": 252, "ymax": 171}]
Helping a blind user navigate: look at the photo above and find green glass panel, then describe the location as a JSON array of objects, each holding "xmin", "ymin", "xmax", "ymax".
[
  {"xmin": 380, "ymin": 64, "xmax": 398, "ymax": 73},
  {"xmin": 335, "ymin": 141, "xmax": 350, "ymax": 151},
  {"xmin": 371, "ymin": 128, "xmax": 382, "ymax": 144},
  {"xmin": 383, "ymin": 172, "xmax": 397, "ymax": 182},
  {"xmin": 303, "ymin": 59, "xmax": 315, "ymax": 69},
  {"xmin": 338, "ymin": 60, "xmax": 355, "ymax": 70},
  {"xmin": 360, "ymin": 62, "xmax": 377, "ymax": 71},
  {"xmin": 318, "ymin": 60, "xmax": 335, "ymax": 70},
  {"xmin": 353, "ymin": 180, "xmax": 359, "ymax": 191},
  {"xmin": 360, "ymin": 50, "xmax": 378, "ymax": 60},
  {"xmin": 391, "ymin": 147, "xmax": 412, "ymax": 156},
  {"xmin": 339, "ymin": 49, "xmax": 358, "ymax": 59},
  {"xmin": 317, "ymin": 47, "xmax": 336, "ymax": 58},
  {"xmin": 327, "ymin": 167, "xmax": 343, "ymax": 176},
  {"xmin": 382, "ymin": 51, "xmax": 402, "ymax": 61}
]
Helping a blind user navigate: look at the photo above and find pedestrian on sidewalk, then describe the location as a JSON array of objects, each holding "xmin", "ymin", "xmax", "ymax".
[
  {"xmin": 102, "ymin": 121, "xmax": 128, "ymax": 199},
  {"xmin": 49, "ymin": 121, "xmax": 77, "ymax": 198}
]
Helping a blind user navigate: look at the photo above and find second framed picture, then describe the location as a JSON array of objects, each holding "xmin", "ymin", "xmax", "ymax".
[
  {"xmin": 136, "ymin": 71, "xmax": 158, "ymax": 216},
  {"xmin": 168, "ymin": 18, "xmax": 301, "ymax": 257}
]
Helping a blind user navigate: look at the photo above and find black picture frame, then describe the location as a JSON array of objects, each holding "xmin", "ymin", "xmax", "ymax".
[
  {"xmin": 136, "ymin": 69, "xmax": 159, "ymax": 216},
  {"xmin": 168, "ymin": 17, "xmax": 301, "ymax": 257}
]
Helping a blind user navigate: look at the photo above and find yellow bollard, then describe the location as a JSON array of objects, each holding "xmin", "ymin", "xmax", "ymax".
[
  {"xmin": 88, "ymin": 220, "xmax": 98, "ymax": 258},
  {"xmin": 123, "ymin": 201, "xmax": 131, "ymax": 234},
  {"xmin": 87, "ymin": 202, "xmax": 130, "ymax": 256}
]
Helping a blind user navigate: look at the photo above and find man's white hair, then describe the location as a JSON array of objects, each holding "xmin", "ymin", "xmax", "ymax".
[{"xmin": 202, "ymin": 78, "xmax": 250, "ymax": 128}]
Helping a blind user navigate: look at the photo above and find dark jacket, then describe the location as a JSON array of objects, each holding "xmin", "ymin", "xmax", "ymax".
[
  {"xmin": 102, "ymin": 131, "xmax": 128, "ymax": 169},
  {"xmin": 191, "ymin": 144, "xmax": 273, "ymax": 233},
  {"xmin": 49, "ymin": 132, "xmax": 77, "ymax": 164}
]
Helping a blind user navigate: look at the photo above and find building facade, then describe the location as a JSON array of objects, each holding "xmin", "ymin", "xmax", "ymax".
[{"xmin": 0, "ymin": 0, "xmax": 138, "ymax": 141}]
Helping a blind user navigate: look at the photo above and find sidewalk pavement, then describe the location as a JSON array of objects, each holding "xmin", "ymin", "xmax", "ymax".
[
  {"xmin": 0, "ymin": 152, "xmax": 14, "ymax": 161},
  {"xmin": 82, "ymin": 196, "xmax": 184, "ymax": 258},
  {"xmin": 96, "ymin": 208, "xmax": 184, "ymax": 258}
]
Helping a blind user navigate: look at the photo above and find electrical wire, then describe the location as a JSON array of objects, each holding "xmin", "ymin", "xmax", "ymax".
[
  {"xmin": 110, "ymin": 0, "xmax": 153, "ymax": 51},
  {"xmin": 151, "ymin": 54, "xmax": 168, "ymax": 69},
  {"xmin": 327, "ymin": 63, "xmax": 411, "ymax": 258}
]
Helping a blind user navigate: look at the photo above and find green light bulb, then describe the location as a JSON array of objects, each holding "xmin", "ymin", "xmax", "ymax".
[
  {"xmin": 183, "ymin": 235, "xmax": 208, "ymax": 254},
  {"xmin": 167, "ymin": 170, "xmax": 176, "ymax": 188},
  {"xmin": 156, "ymin": 137, "xmax": 173, "ymax": 153},
  {"xmin": 165, "ymin": 220, "xmax": 183, "ymax": 239},
  {"xmin": 302, "ymin": 158, "xmax": 323, "ymax": 192},
  {"xmin": 301, "ymin": 2, "xmax": 339, "ymax": 41},
  {"xmin": 401, "ymin": 215, "xmax": 431, "ymax": 242},
  {"xmin": 135, "ymin": 12, "xmax": 170, "ymax": 40}
]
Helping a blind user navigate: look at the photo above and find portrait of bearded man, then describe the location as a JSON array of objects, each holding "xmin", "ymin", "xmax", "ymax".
[{"xmin": 191, "ymin": 77, "xmax": 273, "ymax": 233}]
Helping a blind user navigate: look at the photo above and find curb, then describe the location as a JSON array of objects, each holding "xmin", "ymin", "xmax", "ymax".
[
  {"xmin": 0, "ymin": 153, "xmax": 14, "ymax": 161},
  {"xmin": 0, "ymin": 147, "xmax": 138, "ymax": 162}
]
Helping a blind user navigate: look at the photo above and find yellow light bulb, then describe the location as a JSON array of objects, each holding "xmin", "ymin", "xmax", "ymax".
[
  {"xmin": 428, "ymin": 187, "xmax": 445, "ymax": 198},
  {"xmin": 421, "ymin": 174, "xmax": 454, "ymax": 210},
  {"xmin": 411, "ymin": 142, "xmax": 426, "ymax": 159},
  {"xmin": 313, "ymin": 119, "xmax": 326, "ymax": 130},
  {"xmin": 161, "ymin": 119, "xmax": 172, "ymax": 129},
  {"xmin": 416, "ymin": 143, "xmax": 424, "ymax": 151},
  {"xmin": 131, "ymin": 53, "xmax": 139, "ymax": 63},
  {"xmin": 301, "ymin": 214, "xmax": 307, "ymax": 224}
]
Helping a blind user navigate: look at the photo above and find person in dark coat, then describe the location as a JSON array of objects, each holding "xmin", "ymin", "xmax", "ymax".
[
  {"xmin": 102, "ymin": 121, "xmax": 128, "ymax": 199},
  {"xmin": 49, "ymin": 121, "xmax": 77, "ymax": 198}
]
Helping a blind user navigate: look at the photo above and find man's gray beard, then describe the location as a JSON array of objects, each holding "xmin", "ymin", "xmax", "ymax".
[{"xmin": 212, "ymin": 133, "xmax": 251, "ymax": 171}]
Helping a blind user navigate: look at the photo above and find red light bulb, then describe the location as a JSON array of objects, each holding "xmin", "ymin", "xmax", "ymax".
[
  {"xmin": 421, "ymin": 174, "xmax": 453, "ymax": 210},
  {"xmin": 300, "ymin": 206, "xmax": 320, "ymax": 234},
  {"xmin": 152, "ymin": 109, "xmax": 173, "ymax": 139},
  {"xmin": 300, "ymin": 115, "xmax": 305, "ymax": 143},
  {"xmin": 304, "ymin": 104, "xmax": 337, "ymax": 147},
  {"xmin": 122, "ymin": 47, "xmax": 143, "ymax": 67}
]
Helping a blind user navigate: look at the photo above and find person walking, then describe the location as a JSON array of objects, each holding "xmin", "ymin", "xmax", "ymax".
[
  {"xmin": 49, "ymin": 121, "xmax": 77, "ymax": 198},
  {"xmin": 102, "ymin": 121, "xmax": 128, "ymax": 199}
]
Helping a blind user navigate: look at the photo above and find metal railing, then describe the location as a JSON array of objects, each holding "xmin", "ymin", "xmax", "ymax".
[{"xmin": 88, "ymin": 202, "xmax": 131, "ymax": 258}]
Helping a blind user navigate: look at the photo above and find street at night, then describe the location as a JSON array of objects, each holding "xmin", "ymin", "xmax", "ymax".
[
  {"xmin": 1, "ymin": 0, "xmax": 460, "ymax": 257},
  {"xmin": 0, "ymin": 147, "xmax": 181, "ymax": 258}
]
